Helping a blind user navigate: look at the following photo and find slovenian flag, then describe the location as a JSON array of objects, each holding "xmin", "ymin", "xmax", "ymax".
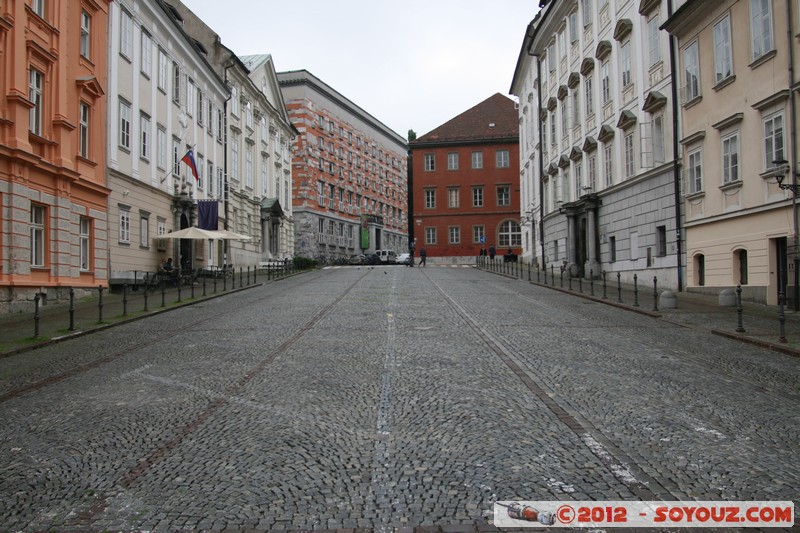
[{"xmin": 181, "ymin": 148, "xmax": 199, "ymax": 181}]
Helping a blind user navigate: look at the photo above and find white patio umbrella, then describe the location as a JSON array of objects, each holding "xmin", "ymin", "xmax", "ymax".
[
  {"xmin": 214, "ymin": 228, "xmax": 252, "ymax": 241},
  {"xmin": 158, "ymin": 227, "xmax": 225, "ymax": 240}
]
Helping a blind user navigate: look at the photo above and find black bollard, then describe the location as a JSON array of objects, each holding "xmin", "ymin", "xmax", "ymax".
[
  {"xmin": 213, "ymin": 273, "xmax": 217, "ymax": 293},
  {"xmin": 578, "ymin": 276, "xmax": 582, "ymax": 293},
  {"xmin": 736, "ymin": 284, "xmax": 745, "ymax": 333},
  {"xmin": 590, "ymin": 270, "xmax": 594, "ymax": 296},
  {"xmin": 617, "ymin": 272, "xmax": 622, "ymax": 303},
  {"xmin": 653, "ymin": 276, "xmax": 659, "ymax": 312},
  {"xmin": 602, "ymin": 271, "xmax": 607, "ymax": 299},
  {"xmin": 203, "ymin": 275, "xmax": 207, "ymax": 297},
  {"xmin": 633, "ymin": 274, "xmax": 640, "ymax": 307},
  {"xmin": 528, "ymin": 261, "xmax": 531, "ymax": 282},
  {"xmin": 143, "ymin": 281, "xmax": 148, "ymax": 312},
  {"xmin": 247, "ymin": 266, "xmax": 250, "ymax": 286},
  {"xmin": 223, "ymin": 269, "xmax": 227, "ymax": 291},
  {"xmin": 161, "ymin": 279, "xmax": 166, "ymax": 307},
  {"xmin": 232, "ymin": 267, "xmax": 236, "ymax": 289},
  {"xmin": 240, "ymin": 266, "xmax": 243, "ymax": 286},
  {"xmin": 122, "ymin": 283, "xmax": 128, "ymax": 317},
  {"xmin": 98, "ymin": 285, "xmax": 104, "ymax": 322},
  {"xmin": 177, "ymin": 274, "xmax": 182, "ymax": 302},
  {"xmin": 33, "ymin": 292, "xmax": 40, "ymax": 338},
  {"xmin": 550, "ymin": 265, "xmax": 554, "ymax": 285},
  {"xmin": 779, "ymin": 289, "xmax": 787, "ymax": 343},
  {"xmin": 69, "ymin": 287, "xmax": 76, "ymax": 330},
  {"xmin": 190, "ymin": 275, "xmax": 195, "ymax": 299}
]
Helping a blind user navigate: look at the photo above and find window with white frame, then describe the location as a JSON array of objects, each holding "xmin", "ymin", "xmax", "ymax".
[
  {"xmin": 448, "ymin": 187, "xmax": 459, "ymax": 208},
  {"xmin": 499, "ymin": 220, "xmax": 522, "ymax": 247},
  {"xmin": 140, "ymin": 213, "xmax": 149, "ymax": 247},
  {"xmin": 473, "ymin": 225, "xmax": 485, "ymax": 244},
  {"xmin": 648, "ymin": 15, "xmax": 660, "ymax": 67},
  {"xmin": 574, "ymin": 162, "xmax": 583, "ymax": 199},
  {"xmin": 32, "ymin": 0, "xmax": 45, "ymax": 17},
  {"xmin": 471, "ymin": 151, "xmax": 483, "ymax": 169},
  {"xmin": 141, "ymin": 31, "xmax": 153, "ymax": 77},
  {"xmin": 750, "ymin": 0, "xmax": 773, "ymax": 61},
  {"xmin": 196, "ymin": 154, "xmax": 204, "ymax": 189},
  {"xmin": 140, "ymin": 114, "xmax": 150, "ymax": 160},
  {"xmin": 231, "ymin": 132, "xmax": 239, "ymax": 181},
  {"xmin": 186, "ymin": 79, "xmax": 194, "ymax": 117},
  {"xmin": 157, "ymin": 218, "xmax": 166, "ymax": 251},
  {"xmin": 29, "ymin": 68, "xmax": 43, "ymax": 136},
  {"xmin": 447, "ymin": 152, "xmax": 458, "ymax": 170},
  {"xmin": 79, "ymin": 102, "xmax": 89, "ymax": 159},
  {"xmin": 588, "ymin": 154, "xmax": 597, "ymax": 191},
  {"xmin": 569, "ymin": 12, "xmax": 578, "ymax": 44},
  {"xmin": 722, "ymin": 132, "xmax": 739, "ymax": 184},
  {"xmin": 572, "ymin": 89, "xmax": 581, "ymax": 127},
  {"xmin": 713, "ymin": 14, "xmax": 733, "ymax": 84},
  {"xmin": 30, "ymin": 204, "xmax": 45, "ymax": 267},
  {"xmin": 601, "ymin": 60, "xmax": 610, "ymax": 103},
  {"xmin": 472, "ymin": 186, "xmax": 484, "ymax": 207},
  {"xmin": 172, "ymin": 62, "xmax": 181, "ymax": 102},
  {"xmin": 624, "ymin": 131, "xmax": 635, "ymax": 178},
  {"xmin": 157, "ymin": 48, "xmax": 167, "ymax": 91},
  {"xmin": 157, "ymin": 125, "xmax": 166, "ymax": 169},
  {"xmin": 424, "ymin": 154, "xmax": 435, "ymax": 171},
  {"xmin": 763, "ymin": 112, "xmax": 784, "ymax": 170},
  {"xmin": 119, "ymin": 207, "xmax": 131, "ymax": 243},
  {"xmin": 550, "ymin": 112, "xmax": 557, "ymax": 144},
  {"xmin": 653, "ymin": 115, "xmax": 665, "ymax": 164},
  {"xmin": 449, "ymin": 226, "xmax": 461, "ymax": 244},
  {"xmin": 559, "ymin": 30, "xmax": 567, "ymax": 60},
  {"xmin": 425, "ymin": 227, "xmax": 437, "ymax": 244},
  {"xmin": 230, "ymin": 86, "xmax": 239, "ymax": 117},
  {"xmin": 80, "ymin": 10, "xmax": 91, "ymax": 59},
  {"xmin": 687, "ymin": 147, "xmax": 703, "ymax": 194},
  {"xmin": 120, "ymin": 8, "xmax": 132, "ymax": 59},
  {"xmin": 197, "ymin": 89, "xmax": 204, "ymax": 127},
  {"xmin": 561, "ymin": 104, "xmax": 569, "ymax": 138},
  {"xmin": 621, "ymin": 41, "xmax": 632, "ymax": 88},
  {"xmin": 548, "ymin": 43, "xmax": 556, "ymax": 72},
  {"xmin": 119, "ymin": 100, "xmax": 131, "ymax": 150},
  {"xmin": 80, "ymin": 217, "xmax": 90, "ymax": 270},
  {"xmin": 582, "ymin": 0, "xmax": 592, "ymax": 27},
  {"xmin": 585, "ymin": 74, "xmax": 594, "ymax": 117},
  {"xmin": 245, "ymin": 145, "xmax": 253, "ymax": 189},
  {"xmin": 497, "ymin": 186, "xmax": 510, "ymax": 206},
  {"xmin": 424, "ymin": 188, "xmax": 436, "ymax": 208},
  {"xmin": 604, "ymin": 143, "xmax": 614, "ymax": 186},
  {"xmin": 684, "ymin": 41, "xmax": 700, "ymax": 101},
  {"xmin": 261, "ymin": 157, "xmax": 268, "ymax": 197},
  {"xmin": 172, "ymin": 139, "xmax": 180, "ymax": 176}
]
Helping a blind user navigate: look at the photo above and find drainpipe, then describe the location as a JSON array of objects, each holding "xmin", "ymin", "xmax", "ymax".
[
  {"xmin": 536, "ymin": 56, "xmax": 546, "ymax": 268},
  {"xmin": 787, "ymin": 0, "xmax": 799, "ymax": 310},
  {"xmin": 223, "ymin": 62, "xmax": 233, "ymax": 266},
  {"xmin": 667, "ymin": 0, "xmax": 683, "ymax": 292}
]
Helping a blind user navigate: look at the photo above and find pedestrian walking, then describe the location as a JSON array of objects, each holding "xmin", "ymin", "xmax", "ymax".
[{"xmin": 419, "ymin": 247, "xmax": 427, "ymax": 267}]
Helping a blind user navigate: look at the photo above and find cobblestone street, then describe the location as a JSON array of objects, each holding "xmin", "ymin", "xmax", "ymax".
[{"xmin": 0, "ymin": 266, "xmax": 798, "ymax": 531}]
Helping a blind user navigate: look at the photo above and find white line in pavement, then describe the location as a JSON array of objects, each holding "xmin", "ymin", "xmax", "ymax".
[{"xmin": 370, "ymin": 274, "xmax": 399, "ymax": 533}]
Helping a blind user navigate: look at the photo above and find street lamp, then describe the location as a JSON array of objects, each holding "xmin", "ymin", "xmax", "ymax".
[
  {"xmin": 773, "ymin": 159, "xmax": 800, "ymax": 195},
  {"xmin": 773, "ymin": 159, "xmax": 800, "ymax": 311}
]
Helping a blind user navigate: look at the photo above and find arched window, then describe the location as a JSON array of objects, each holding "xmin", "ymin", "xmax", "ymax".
[
  {"xmin": 694, "ymin": 253, "xmax": 705, "ymax": 286},
  {"xmin": 498, "ymin": 220, "xmax": 522, "ymax": 248},
  {"xmin": 734, "ymin": 249, "xmax": 748, "ymax": 285}
]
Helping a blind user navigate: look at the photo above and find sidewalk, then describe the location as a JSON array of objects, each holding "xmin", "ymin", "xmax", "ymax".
[
  {"xmin": 0, "ymin": 270, "xmax": 288, "ymax": 357},
  {"xmin": 481, "ymin": 263, "xmax": 800, "ymax": 357}
]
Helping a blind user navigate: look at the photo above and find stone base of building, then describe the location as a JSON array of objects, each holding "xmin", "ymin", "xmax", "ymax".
[{"xmin": 0, "ymin": 286, "xmax": 94, "ymax": 314}]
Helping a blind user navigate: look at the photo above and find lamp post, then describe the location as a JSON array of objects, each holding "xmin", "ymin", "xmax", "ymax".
[{"xmin": 773, "ymin": 159, "xmax": 800, "ymax": 311}]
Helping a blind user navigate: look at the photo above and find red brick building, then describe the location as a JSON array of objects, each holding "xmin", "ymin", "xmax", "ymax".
[{"xmin": 409, "ymin": 94, "xmax": 520, "ymax": 261}]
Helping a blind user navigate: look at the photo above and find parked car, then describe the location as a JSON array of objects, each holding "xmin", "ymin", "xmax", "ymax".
[
  {"xmin": 363, "ymin": 253, "xmax": 381, "ymax": 265},
  {"xmin": 396, "ymin": 253, "xmax": 411, "ymax": 265},
  {"xmin": 375, "ymin": 249, "xmax": 397, "ymax": 264},
  {"xmin": 348, "ymin": 254, "xmax": 366, "ymax": 265}
]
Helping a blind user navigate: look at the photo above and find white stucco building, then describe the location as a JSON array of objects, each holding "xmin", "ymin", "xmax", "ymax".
[{"xmin": 511, "ymin": 0, "xmax": 687, "ymax": 290}]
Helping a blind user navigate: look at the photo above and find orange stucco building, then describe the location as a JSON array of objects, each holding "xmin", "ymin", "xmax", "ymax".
[{"xmin": 0, "ymin": 1, "xmax": 110, "ymax": 311}]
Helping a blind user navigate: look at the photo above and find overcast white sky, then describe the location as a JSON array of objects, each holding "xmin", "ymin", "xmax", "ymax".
[{"xmin": 182, "ymin": 0, "xmax": 539, "ymax": 140}]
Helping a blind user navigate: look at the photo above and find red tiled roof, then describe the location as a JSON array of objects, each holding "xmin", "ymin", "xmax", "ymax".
[{"xmin": 413, "ymin": 93, "xmax": 519, "ymax": 145}]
